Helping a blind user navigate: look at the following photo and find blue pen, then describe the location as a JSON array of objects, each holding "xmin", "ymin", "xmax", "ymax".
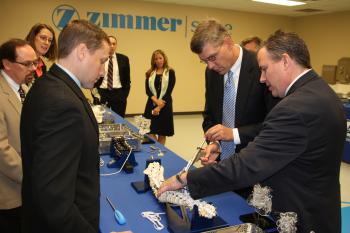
[{"xmin": 106, "ymin": 196, "xmax": 126, "ymax": 225}]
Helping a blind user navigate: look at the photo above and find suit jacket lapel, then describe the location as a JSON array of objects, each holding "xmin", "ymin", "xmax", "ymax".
[
  {"xmin": 214, "ymin": 71, "xmax": 224, "ymax": 121},
  {"xmin": 235, "ymin": 49, "xmax": 255, "ymax": 121},
  {"xmin": 116, "ymin": 53, "xmax": 124, "ymax": 84},
  {"xmin": 49, "ymin": 64, "xmax": 98, "ymax": 133},
  {"xmin": 116, "ymin": 53, "xmax": 121, "ymax": 68},
  {"xmin": 0, "ymin": 74, "xmax": 21, "ymax": 114}
]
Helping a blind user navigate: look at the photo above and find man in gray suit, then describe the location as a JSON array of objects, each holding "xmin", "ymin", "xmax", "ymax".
[
  {"xmin": 158, "ymin": 30, "xmax": 346, "ymax": 233},
  {"xmin": 0, "ymin": 39, "xmax": 37, "ymax": 233}
]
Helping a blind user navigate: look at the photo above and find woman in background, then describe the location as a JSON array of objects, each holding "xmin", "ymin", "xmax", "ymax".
[
  {"xmin": 144, "ymin": 49, "xmax": 176, "ymax": 145},
  {"xmin": 25, "ymin": 23, "xmax": 57, "ymax": 84}
]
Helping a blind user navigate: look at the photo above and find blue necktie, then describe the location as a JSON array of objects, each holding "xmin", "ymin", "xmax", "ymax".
[{"xmin": 221, "ymin": 70, "xmax": 236, "ymax": 159}]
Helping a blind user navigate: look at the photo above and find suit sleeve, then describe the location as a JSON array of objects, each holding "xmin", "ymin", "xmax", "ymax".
[
  {"xmin": 162, "ymin": 69, "xmax": 176, "ymax": 102},
  {"xmin": 188, "ymin": 105, "xmax": 307, "ymax": 199},
  {"xmin": 145, "ymin": 77, "xmax": 153, "ymax": 98},
  {"xmin": 118, "ymin": 54, "xmax": 130, "ymax": 93},
  {"xmin": 123, "ymin": 55, "xmax": 131, "ymax": 91},
  {"xmin": 30, "ymin": 98, "xmax": 97, "ymax": 233},
  {"xmin": 237, "ymin": 89, "xmax": 279, "ymax": 146},
  {"xmin": 236, "ymin": 123, "xmax": 263, "ymax": 146},
  {"xmin": 202, "ymin": 69, "xmax": 218, "ymax": 132},
  {"xmin": 0, "ymin": 110, "xmax": 22, "ymax": 184}
]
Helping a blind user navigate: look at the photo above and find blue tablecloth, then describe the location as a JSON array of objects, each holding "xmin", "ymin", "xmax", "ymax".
[{"xmin": 99, "ymin": 115, "xmax": 253, "ymax": 233}]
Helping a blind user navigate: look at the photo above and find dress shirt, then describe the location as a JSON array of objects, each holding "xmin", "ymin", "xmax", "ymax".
[
  {"xmin": 224, "ymin": 45, "xmax": 243, "ymax": 145},
  {"xmin": 100, "ymin": 54, "xmax": 122, "ymax": 89},
  {"xmin": 56, "ymin": 63, "xmax": 81, "ymax": 88},
  {"xmin": 285, "ymin": 69, "xmax": 312, "ymax": 96}
]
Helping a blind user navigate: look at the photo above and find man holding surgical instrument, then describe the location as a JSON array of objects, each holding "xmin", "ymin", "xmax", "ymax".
[
  {"xmin": 158, "ymin": 30, "xmax": 346, "ymax": 233},
  {"xmin": 192, "ymin": 19, "xmax": 278, "ymax": 164},
  {"xmin": 191, "ymin": 19, "xmax": 278, "ymax": 198}
]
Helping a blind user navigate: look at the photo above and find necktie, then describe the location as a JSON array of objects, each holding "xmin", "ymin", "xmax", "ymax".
[
  {"xmin": 18, "ymin": 85, "xmax": 26, "ymax": 104},
  {"xmin": 107, "ymin": 56, "xmax": 113, "ymax": 90},
  {"xmin": 221, "ymin": 70, "xmax": 236, "ymax": 159}
]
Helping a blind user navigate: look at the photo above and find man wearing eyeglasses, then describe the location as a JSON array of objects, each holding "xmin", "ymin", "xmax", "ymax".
[
  {"xmin": 0, "ymin": 39, "xmax": 37, "ymax": 233},
  {"xmin": 190, "ymin": 19, "xmax": 279, "ymax": 198},
  {"xmin": 191, "ymin": 20, "xmax": 278, "ymax": 165},
  {"xmin": 158, "ymin": 30, "xmax": 346, "ymax": 233}
]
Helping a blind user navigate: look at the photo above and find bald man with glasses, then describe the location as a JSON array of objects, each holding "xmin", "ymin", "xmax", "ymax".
[{"xmin": 0, "ymin": 38, "xmax": 37, "ymax": 233}]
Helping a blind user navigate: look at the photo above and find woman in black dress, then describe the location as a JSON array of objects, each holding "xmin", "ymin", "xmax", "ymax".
[{"xmin": 144, "ymin": 49, "xmax": 176, "ymax": 145}]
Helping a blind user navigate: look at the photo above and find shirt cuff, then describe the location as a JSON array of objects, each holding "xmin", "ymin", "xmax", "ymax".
[{"xmin": 233, "ymin": 128, "xmax": 241, "ymax": 145}]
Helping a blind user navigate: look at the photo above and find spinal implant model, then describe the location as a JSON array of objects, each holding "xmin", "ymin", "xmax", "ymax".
[{"xmin": 144, "ymin": 162, "xmax": 216, "ymax": 219}]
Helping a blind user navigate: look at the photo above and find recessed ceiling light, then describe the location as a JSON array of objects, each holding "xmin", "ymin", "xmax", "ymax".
[{"xmin": 252, "ymin": 0, "xmax": 306, "ymax": 6}]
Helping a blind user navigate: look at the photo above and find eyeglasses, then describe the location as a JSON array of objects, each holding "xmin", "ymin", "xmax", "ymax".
[
  {"xmin": 13, "ymin": 60, "xmax": 39, "ymax": 69},
  {"xmin": 38, "ymin": 35, "xmax": 53, "ymax": 44},
  {"xmin": 200, "ymin": 44, "xmax": 223, "ymax": 64}
]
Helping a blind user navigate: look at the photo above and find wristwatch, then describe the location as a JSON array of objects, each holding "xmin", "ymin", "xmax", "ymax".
[{"xmin": 175, "ymin": 170, "xmax": 186, "ymax": 185}]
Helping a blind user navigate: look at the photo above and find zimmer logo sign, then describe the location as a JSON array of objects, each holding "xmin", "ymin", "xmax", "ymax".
[{"xmin": 52, "ymin": 4, "xmax": 183, "ymax": 32}]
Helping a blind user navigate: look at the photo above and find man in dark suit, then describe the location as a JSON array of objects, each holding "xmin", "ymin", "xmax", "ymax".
[
  {"xmin": 0, "ymin": 39, "xmax": 37, "ymax": 233},
  {"xmin": 20, "ymin": 20, "xmax": 110, "ymax": 233},
  {"xmin": 95, "ymin": 35, "xmax": 130, "ymax": 117},
  {"xmin": 158, "ymin": 30, "xmax": 346, "ymax": 233},
  {"xmin": 190, "ymin": 19, "xmax": 277, "ymax": 162}
]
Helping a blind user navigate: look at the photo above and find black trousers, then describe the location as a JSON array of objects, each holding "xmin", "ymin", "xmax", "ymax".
[
  {"xmin": 0, "ymin": 207, "xmax": 21, "ymax": 233},
  {"xmin": 98, "ymin": 88, "xmax": 129, "ymax": 117}
]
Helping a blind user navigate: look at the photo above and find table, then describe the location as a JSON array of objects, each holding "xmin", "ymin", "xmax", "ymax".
[{"xmin": 99, "ymin": 115, "xmax": 254, "ymax": 233}]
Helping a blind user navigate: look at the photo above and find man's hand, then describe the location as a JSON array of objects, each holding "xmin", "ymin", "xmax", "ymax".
[
  {"xmin": 200, "ymin": 143, "xmax": 221, "ymax": 166},
  {"xmin": 157, "ymin": 172, "xmax": 187, "ymax": 197},
  {"xmin": 205, "ymin": 124, "xmax": 233, "ymax": 141}
]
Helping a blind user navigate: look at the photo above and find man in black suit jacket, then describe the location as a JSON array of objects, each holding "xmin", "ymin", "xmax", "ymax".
[
  {"xmin": 202, "ymin": 49, "xmax": 275, "ymax": 154},
  {"xmin": 158, "ymin": 30, "xmax": 346, "ymax": 233},
  {"xmin": 190, "ymin": 19, "xmax": 277, "ymax": 162},
  {"xmin": 95, "ymin": 35, "xmax": 130, "ymax": 117},
  {"xmin": 20, "ymin": 20, "xmax": 110, "ymax": 233}
]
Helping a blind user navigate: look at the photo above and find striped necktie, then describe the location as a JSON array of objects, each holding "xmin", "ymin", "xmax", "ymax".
[
  {"xmin": 221, "ymin": 70, "xmax": 236, "ymax": 159},
  {"xmin": 107, "ymin": 56, "xmax": 113, "ymax": 90},
  {"xmin": 18, "ymin": 85, "xmax": 26, "ymax": 104}
]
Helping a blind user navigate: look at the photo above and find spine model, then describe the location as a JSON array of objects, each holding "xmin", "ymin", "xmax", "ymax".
[{"xmin": 144, "ymin": 162, "xmax": 216, "ymax": 219}]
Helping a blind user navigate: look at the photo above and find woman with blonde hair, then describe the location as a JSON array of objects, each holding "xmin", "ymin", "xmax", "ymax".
[{"xmin": 144, "ymin": 49, "xmax": 176, "ymax": 145}]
